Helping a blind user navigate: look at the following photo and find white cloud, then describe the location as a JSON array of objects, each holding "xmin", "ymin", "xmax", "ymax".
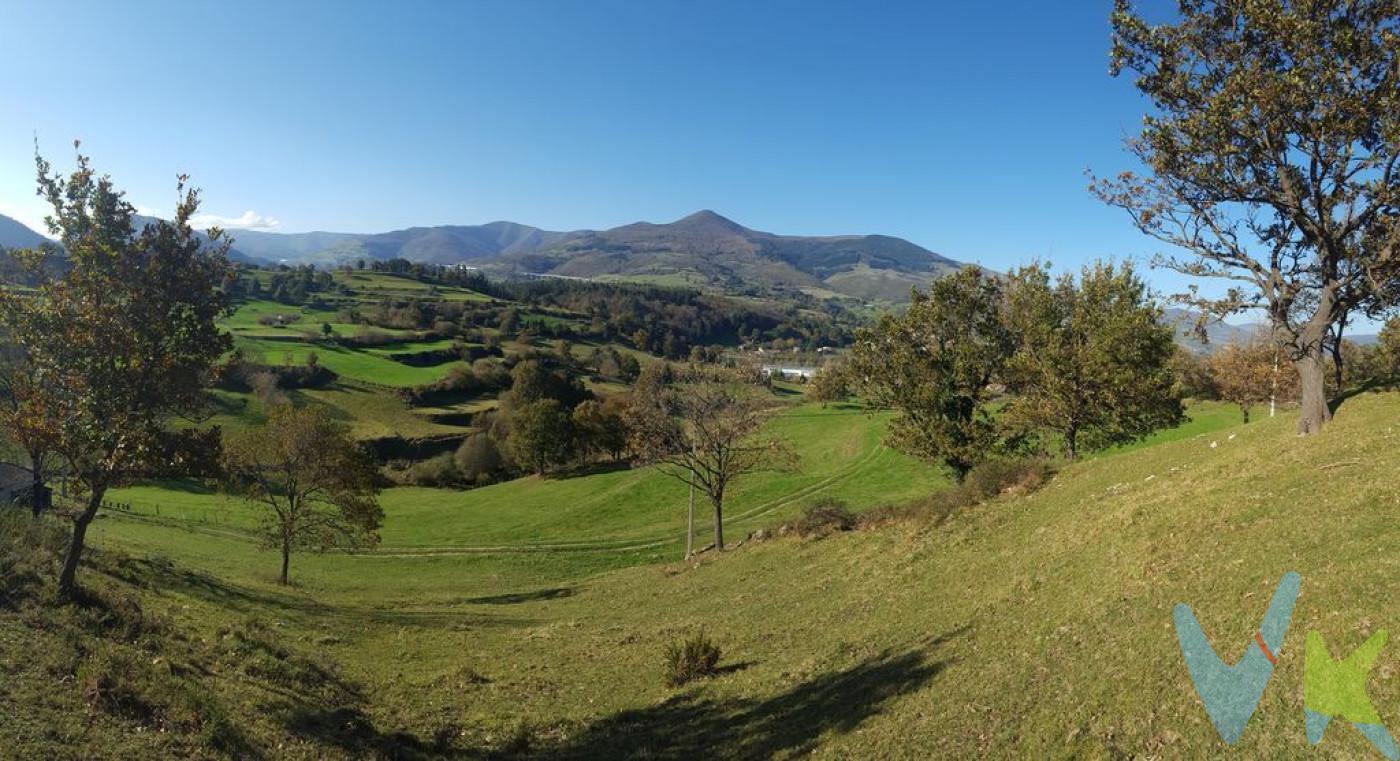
[{"xmin": 189, "ymin": 209, "xmax": 282, "ymax": 232}]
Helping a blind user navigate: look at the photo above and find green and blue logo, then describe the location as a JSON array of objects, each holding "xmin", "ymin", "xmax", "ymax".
[{"xmin": 1174, "ymin": 571, "xmax": 1398, "ymax": 758}]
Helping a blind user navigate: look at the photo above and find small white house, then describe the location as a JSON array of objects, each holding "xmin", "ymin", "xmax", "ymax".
[{"xmin": 761, "ymin": 366, "xmax": 816, "ymax": 381}]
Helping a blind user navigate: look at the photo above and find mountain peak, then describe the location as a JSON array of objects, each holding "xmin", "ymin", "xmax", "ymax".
[{"xmin": 672, "ymin": 209, "xmax": 746, "ymax": 233}]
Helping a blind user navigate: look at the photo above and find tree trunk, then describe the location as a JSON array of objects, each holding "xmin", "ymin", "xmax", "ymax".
[
  {"xmin": 711, "ymin": 490, "xmax": 725, "ymax": 551},
  {"xmin": 1332, "ymin": 339, "xmax": 1345, "ymax": 389},
  {"xmin": 1295, "ymin": 349, "xmax": 1332, "ymax": 435},
  {"xmin": 1241, "ymin": 404, "xmax": 1251, "ymax": 424},
  {"xmin": 684, "ymin": 483, "xmax": 695, "ymax": 559},
  {"xmin": 1270, "ymin": 350, "xmax": 1279, "ymax": 418},
  {"xmin": 29, "ymin": 470, "xmax": 43, "ymax": 521},
  {"xmin": 279, "ymin": 537, "xmax": 292, "ymax": 585},
  {"xmin": 58, "ymin": 488, "xmax": 105, "ymax": 597},
  {"xmin": 1064, "ymin": 423, "xmax": 1078, "ymax": 462}
]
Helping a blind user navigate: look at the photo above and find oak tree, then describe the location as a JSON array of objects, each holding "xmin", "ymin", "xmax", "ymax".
[
  {"xmin": 848, "ymin": 266, "xmax": 1013, "ymax": 480},
  {"xmin": 507, "ymin": 398, "xmax": 575, "ymax": 475},
  {"xmin": 1096, "ymin": 0, "xmax": 1400, "ymax": 434}
]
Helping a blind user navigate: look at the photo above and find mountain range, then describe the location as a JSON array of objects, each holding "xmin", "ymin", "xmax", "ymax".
[
  {"xmin": 2, "ymin": 209, "xmax": 1372, "ymax": 346},
  {"xmin": 0, "ymin": 214, "xmax": 47, "ymax": 250},
  {"xmin": 224, "ymin": 209, "xmax": 963, "ymax": 302},
  {"xmin": 0, "ymin": 209, "xmax": 960, "ymax": 302}
]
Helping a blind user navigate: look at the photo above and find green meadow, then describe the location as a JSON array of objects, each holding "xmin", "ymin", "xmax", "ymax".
[{"xmin": 13, "ymin": 386, "xmax": 1397, "ymax": 758}]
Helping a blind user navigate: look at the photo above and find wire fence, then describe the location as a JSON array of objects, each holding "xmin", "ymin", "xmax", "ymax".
[{"xmin": 101, "ymin": 499, "xmax": 241, "ymax": 527}]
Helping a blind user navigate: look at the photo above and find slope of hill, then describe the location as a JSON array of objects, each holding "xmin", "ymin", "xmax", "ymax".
[
  {"xmin": 12, "ymin": 386, "xmax": 1397, "ymax": 757},
  {"xmin": 5, "ymin": 205, "xmax": 959, "ymax": 301},
  {"xmin": 213, "ymin": 210, "xmax": 960, "ymax": 302},
  {"xmin": 0, "ymin": 213, "xmax": 48, "ymax": 249},
  {"xmin": 518, "ymin": 210, "xmax": 961, "ymax": 302}
]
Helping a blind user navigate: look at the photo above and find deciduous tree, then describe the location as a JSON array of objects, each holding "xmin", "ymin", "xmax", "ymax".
[
  {"xmin": 630, "ymin": 381, "xmax": 795, "ymax": 551},
  {"xmin": 848, "ymin": 266, "xmax": 1013, "ymax": 480},
  {"xmin": 223, "ymin": 404, "xmax": 382, "ymax": 585},
  {"xmin": 808, "ymin": 363, "xmax": 851, "ymax": 407},
  {"xmin": 1095, "ymin": 0, "xmax": 1400, "ymax": 434},
  {"xmin": 1210, "ymin": 339, "xmax": 1298, "ymax": 423},
  {"xmin": 0, "ymin": 147, "xmax": 232, "ymax": 595},
  {"xmin": 571, "ymin": 397, "xmax": 628, "ymax": 462},
  {"xmin": 507, "ymin": 398, "xmax": 575, "ymax": 475},
  {"xmin": 1002, "ymin": 261, "xmax": 1183, "ymax": 460}
]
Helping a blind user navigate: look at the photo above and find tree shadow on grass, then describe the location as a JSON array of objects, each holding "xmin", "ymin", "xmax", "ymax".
[
  {"xmin": 274, "ymin": 702, "xmax": 477, "ymax": 760},
  {"xmin": 533, "ymin": 642, "xmax": 954, "ymax": 760},
  {"xmin": 1329, "ymin": 382, "xmax": 1378, "ymax": 415},
  {"xmin": 136, "ymin": 476, "xmax": 220, "ymax": 494},
  {"xmin": 460, "ymin": 586, "xmax": 576, "ymax": 605},
  {"xmin": 105, "ymin": 554, "xmax": 533, "ymax": 628}
]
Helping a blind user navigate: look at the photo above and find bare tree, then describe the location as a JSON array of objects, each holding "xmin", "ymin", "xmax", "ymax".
[{"xmin": 631, "ymin": 382, "xmax": 795, "ymax": 553}]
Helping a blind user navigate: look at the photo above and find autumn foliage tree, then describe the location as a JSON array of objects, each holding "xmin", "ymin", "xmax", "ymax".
[
  {"xmin": 1096, "ymin": 0, "xmax": 1400, "ymax": 434},
  {"xmin": 1210, "ymin": 339, "xmax": 1299, "ymax": 423},
  {"xmin": 222, "ymin": 404, "xmax": 382, "ymax": 585},
  {"xmin": 807, "ymin": 363, "xmax": 851, "ymax": 407},
  {"xmin": 0, "ymin": 147, "xmax": 231, "ymax": 595}
]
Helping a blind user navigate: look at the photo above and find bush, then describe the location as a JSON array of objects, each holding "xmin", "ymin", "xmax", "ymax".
[
  {"xmin": 853, "ymin": 501, "xmax": 924, "ymax": 531},
  {"xmin": 0, "ymin": 509, "xmax": 63, "ymax": 606},
  {"xmin": 662, "ymin": 630, "xmax": 722, "ymax": 687},
  {"xmin": 455, "ymin": 432, "xmax": 504, "ymax": 484},
  {"xmin": 961, "ymin": 456, "xmax": 1054, "ymax": 501},
  {"xmin": 793, "ymin": 498, "xmax": 856, "ymax": 538},
  {"xmin": 402, "ymin": 453, "xmax": 462, "ymax": 487},
  {"xmin": 928, "ymin": 456, "xmax": 1054, "ymax": 523}
]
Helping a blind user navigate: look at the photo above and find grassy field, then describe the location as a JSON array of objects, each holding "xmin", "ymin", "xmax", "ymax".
[
  {"xmin": 233, "ymin": 336, "xmax": 466, "ymax": 387},
  {"xmin": 12, "ymin": 387, "xmax": 1389, "ymax": 758},
  {"xmin": 333, "ymin": 271, "xmax": 492, "ymax": 302},
  {"xmin": 104, "ymin": 403, "xmax": 944, "ymax": 555}
]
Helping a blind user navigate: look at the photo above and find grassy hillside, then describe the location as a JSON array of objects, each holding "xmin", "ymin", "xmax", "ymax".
[
  {"xmin": 8, "ymin": 391, "xmax": 1393, "ymax": 758},
  {"xmin": 100, "ymin": 404, "xmax": 944, "ymax": 580}
]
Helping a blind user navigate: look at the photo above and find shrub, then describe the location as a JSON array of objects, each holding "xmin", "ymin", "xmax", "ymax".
[
  {"xmin": 853, "ymin": 501, "xmax": 924, "ymax": 531},
  {"xmin": 455, "ymin": 432, "xmax": 504, "ymax": 484},
  {"xmin": 662, "ymin": 630, "xmax": 722, "ymax": 687},
  {"xmin": 348, "ymin": 326, "xmax": 402, "ymax": 347},
  {"xmin": 961, "ymin": 456, "xmax": 1054, "ymax": 501},
  {"xmin": 404, "ymin": 453, "xmax": 462, "ymax": 487},
  {"xmin": 793, "ymin": 498, "xmax": 857, "ymax": 538},
  {"xmin": 0, "ymin": 510, "xmax": 63, "ymax": 606},
  {"xmin": 927, "ymin": 456, "xmax": 1054, "ymax": 523}
]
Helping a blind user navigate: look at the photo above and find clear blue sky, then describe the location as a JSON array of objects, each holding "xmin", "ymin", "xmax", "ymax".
[{"xmin": 0, "ymin": 0, "xmax": 1177, "ymax": 280}]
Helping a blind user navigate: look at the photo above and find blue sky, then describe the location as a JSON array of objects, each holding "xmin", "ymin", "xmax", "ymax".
[{"xmin": 1, "ymin": 1, "xmax": 1175, "ymax": 280}]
